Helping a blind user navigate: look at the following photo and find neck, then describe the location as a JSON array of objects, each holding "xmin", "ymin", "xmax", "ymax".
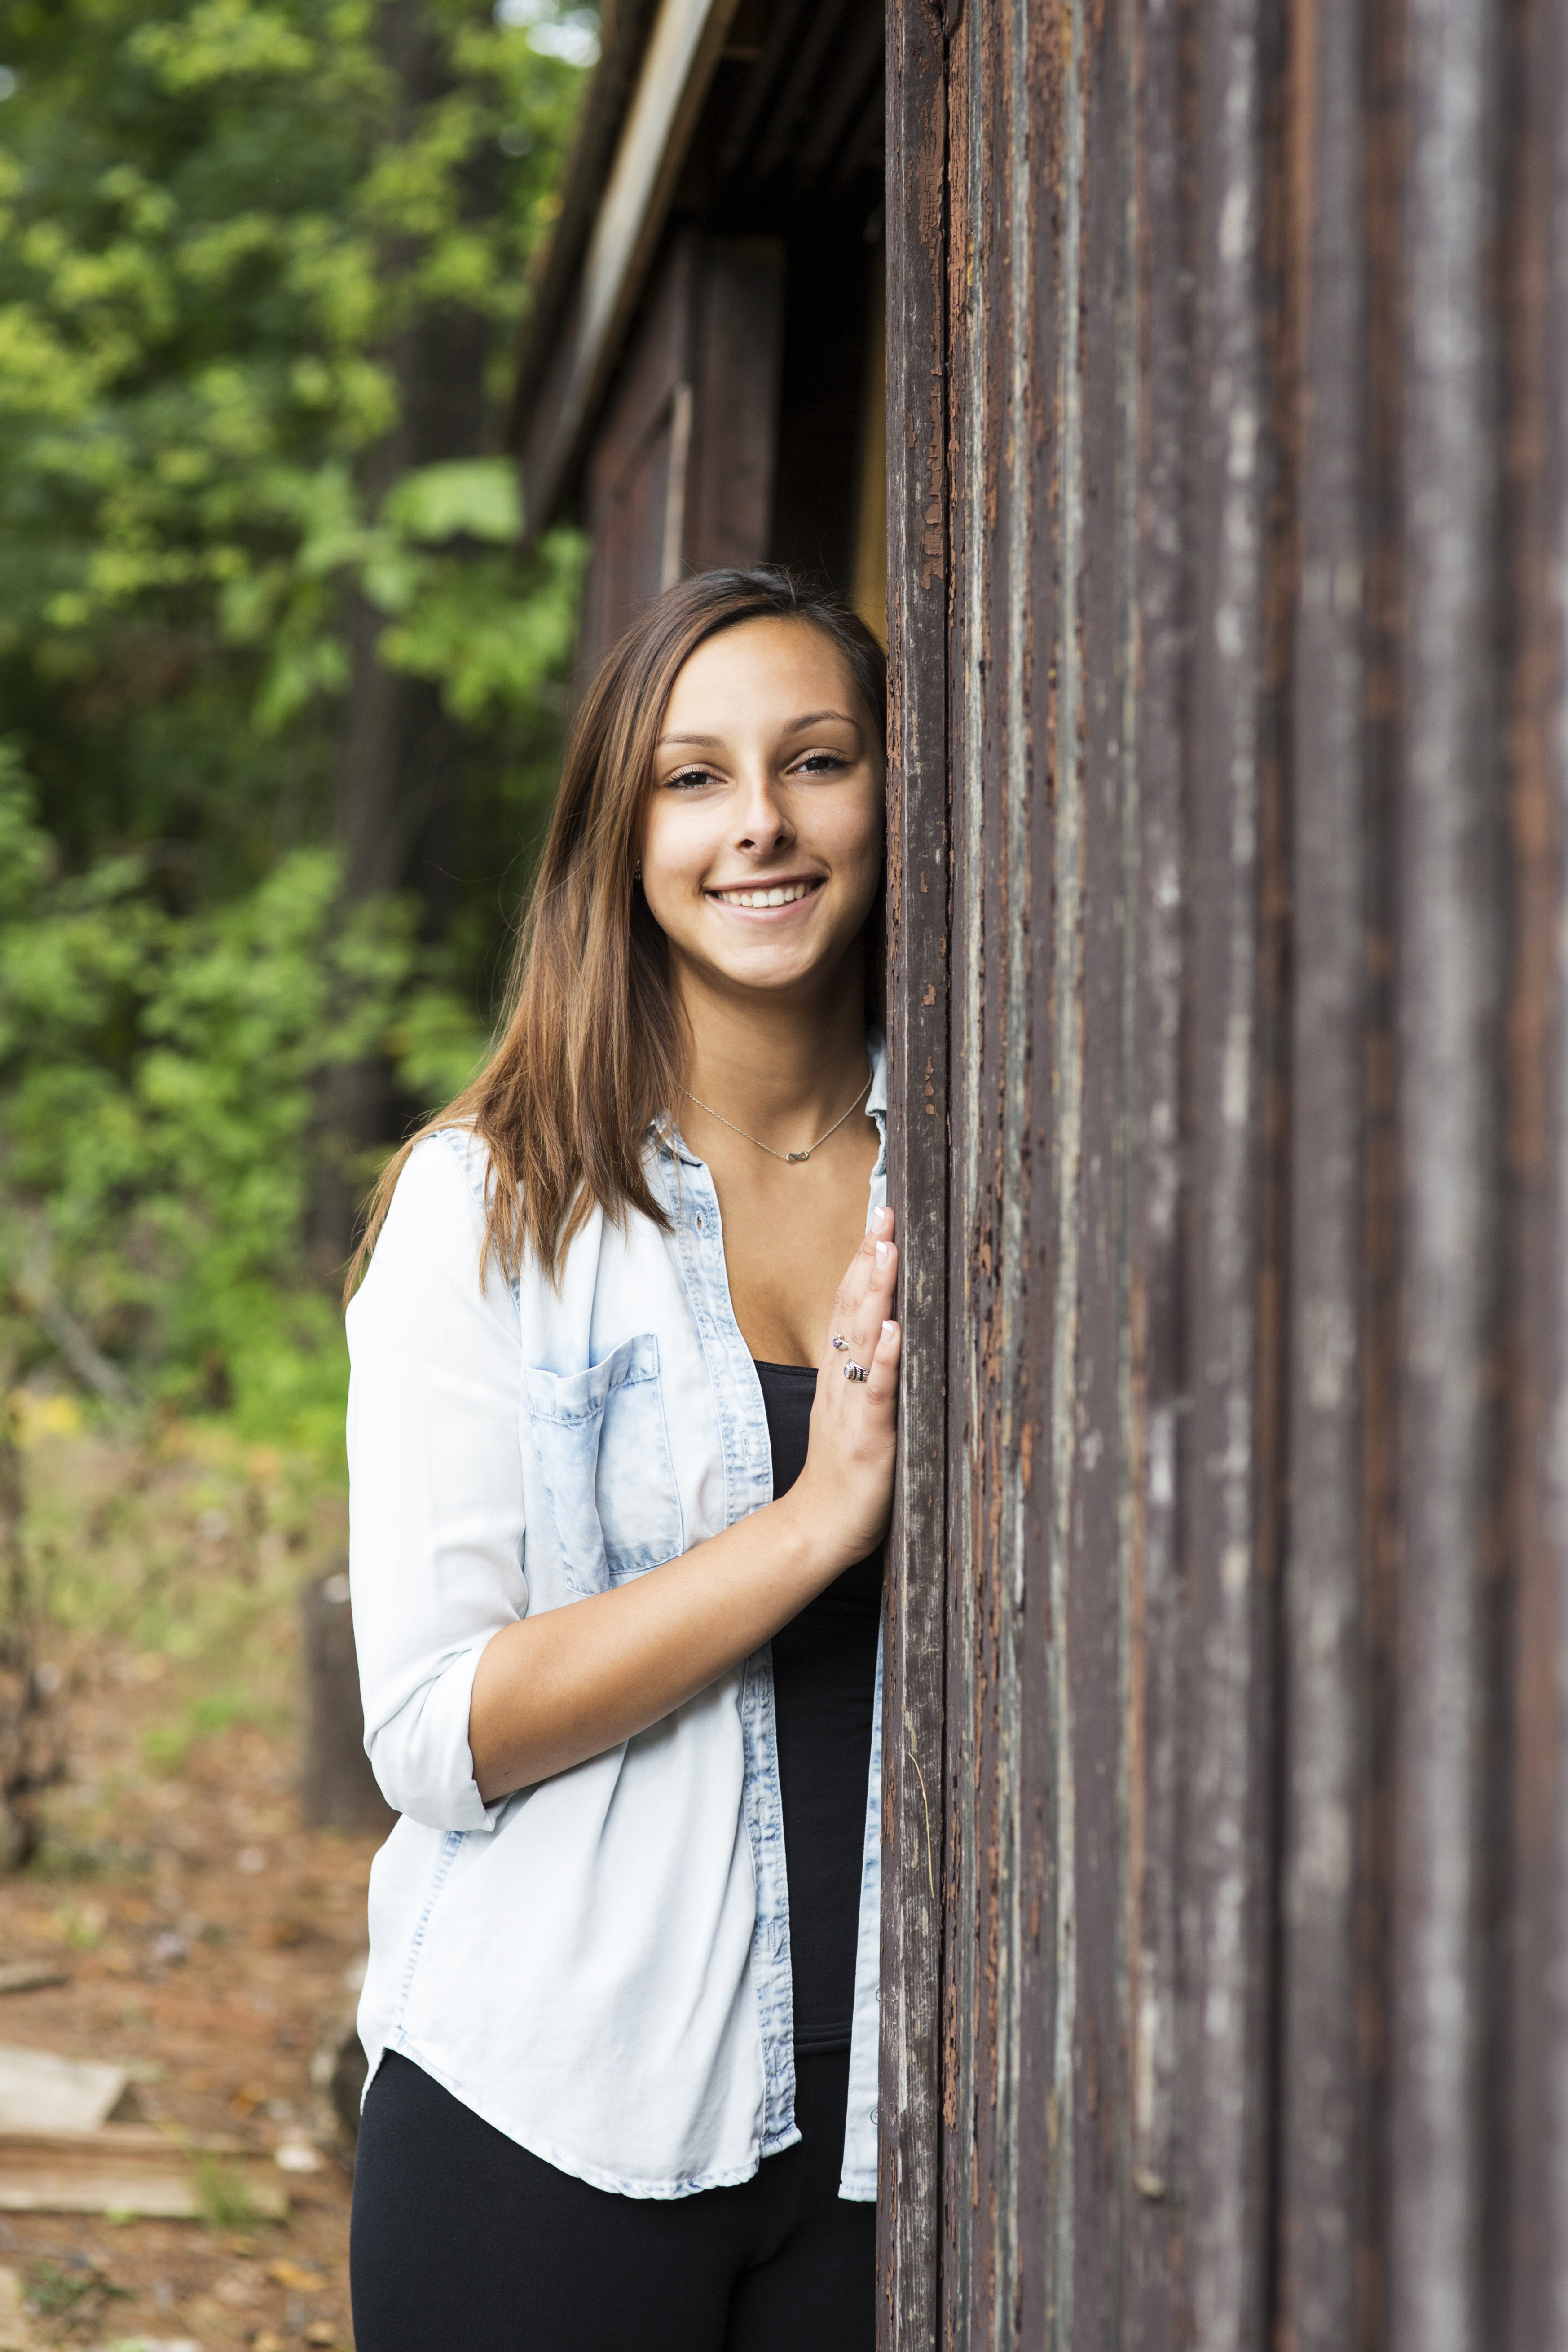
[{"xmin": 673, "ymin": 947, "xmax": 872, "ymax": 1143}]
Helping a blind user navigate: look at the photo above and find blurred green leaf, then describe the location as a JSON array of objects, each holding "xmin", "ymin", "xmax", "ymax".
[{"xmin": 382, "ymin": 457, "xmax": 522, "ymax": 544}]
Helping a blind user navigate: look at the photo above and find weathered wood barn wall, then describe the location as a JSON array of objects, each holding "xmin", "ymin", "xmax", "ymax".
[{"xmin": 881, "ymin": 0, "xmax": 1568, "ymax": 2347}]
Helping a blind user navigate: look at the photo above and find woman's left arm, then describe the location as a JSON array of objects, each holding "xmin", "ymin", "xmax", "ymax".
[{"xmin": 347, "ymin": 1136, "xmax": 528, "ymax": 1833}]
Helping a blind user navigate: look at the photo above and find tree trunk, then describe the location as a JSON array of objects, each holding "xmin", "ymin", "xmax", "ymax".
[{"xmin": 312, "ymin": 0, "xmax": 499, "ymax": 1266}]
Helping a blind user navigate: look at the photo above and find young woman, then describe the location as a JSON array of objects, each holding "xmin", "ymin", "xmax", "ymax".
[{"xmin": 344, "ymin": 568, "xmax": 900, "ymax": 2352}]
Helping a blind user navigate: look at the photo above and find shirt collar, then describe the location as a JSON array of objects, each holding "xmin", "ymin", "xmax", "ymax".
[{"xmin": 865, "ymin": 1024, "xmax": 887, "ymax": 1127}]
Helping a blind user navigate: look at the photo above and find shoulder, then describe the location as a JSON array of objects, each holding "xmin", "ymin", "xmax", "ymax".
[
  {"xmin": 348, "ymin": 1129, "xmax": 515, "ymax": 1338},
  {"xmin": 381, "ymin": 1128, "xmax": 491, "ymax": 1243}
]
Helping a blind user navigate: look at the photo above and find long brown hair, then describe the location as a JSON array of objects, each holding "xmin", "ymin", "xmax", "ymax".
[{"xmin": 346, "ymin": 567, "xmax": 887, "ymax": 1295}]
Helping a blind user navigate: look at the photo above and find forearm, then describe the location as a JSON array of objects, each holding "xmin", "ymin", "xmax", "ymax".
[{"xmin": 467, "ymin": 1493, "xmax": 841, "ymax": 1801}]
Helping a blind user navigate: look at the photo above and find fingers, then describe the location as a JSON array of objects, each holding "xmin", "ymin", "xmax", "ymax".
[
  {"xmin": 832, "ymin": 1206, "xmax": 898, "ymax": 1324},
  {"xmin": 831, "ymin": 1242, "xmax": 896, "ymax": 1365},
  {"xmin": 862, "ymin": 1316, "xmax": 902, "ymax": 1407},
  {"xmin": 822, "ymin": 1233, "xmax": 898, "ymax": 1403},
  {"xmin": 862, "ymin": 1233, "xmax": 898, "ymax": 1331}
]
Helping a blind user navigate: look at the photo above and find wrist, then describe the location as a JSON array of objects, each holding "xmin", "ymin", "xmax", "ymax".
[{"xmin": 772, "ymin": 1477, "xmax": 858, "ymax": 1585}]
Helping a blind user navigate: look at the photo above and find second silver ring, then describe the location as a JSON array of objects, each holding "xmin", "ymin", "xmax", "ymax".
[{"xmin": 842, "ymin": 1362, "xmax": 870, "ymax": 1383}]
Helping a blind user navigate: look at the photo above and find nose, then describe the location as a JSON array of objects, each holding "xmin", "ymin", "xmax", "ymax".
[{"xmin": 733, "ymin": 764, "xmax": 794, "ymax": 856}]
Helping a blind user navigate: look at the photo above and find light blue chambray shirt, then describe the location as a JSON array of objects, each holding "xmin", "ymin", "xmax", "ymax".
[{"xmin": 346, "ymin": 1031, "xmax": 886, "ymax": 2201}]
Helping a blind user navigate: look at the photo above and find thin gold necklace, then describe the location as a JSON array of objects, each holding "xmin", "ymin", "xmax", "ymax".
[{"xmin": 682, "ymin": 1069, "xmax": 873, "ymax": 1164}]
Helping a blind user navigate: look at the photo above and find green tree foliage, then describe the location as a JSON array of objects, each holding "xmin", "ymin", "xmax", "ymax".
[{"xmin": 0, "ymin": 0, "xmax": 592, "ymax": 1448}]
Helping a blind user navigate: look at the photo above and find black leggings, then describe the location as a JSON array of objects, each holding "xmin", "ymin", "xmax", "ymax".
[{"xmin": 350, "ymin": 2048, "xmax": 875, "ymax": 2352}]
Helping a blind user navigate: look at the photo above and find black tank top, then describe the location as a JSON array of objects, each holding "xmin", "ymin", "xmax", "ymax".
[{"xmin": 753, "ymin": 1360, "xmax": 883, "ymax": 2053}]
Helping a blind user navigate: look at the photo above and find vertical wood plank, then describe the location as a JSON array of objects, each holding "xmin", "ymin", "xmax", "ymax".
[
  {"xmin": 1392, "ymin": 0, "xmax": 1507, "ymax": 2335},
  {"xmin": 1501, "ymin": 0, "xmax": 1568, "ymax": 2337},
  {"xmin": 880, "ymin": 6, "xmax": 950, "ymax": 2350},
  {"xmin": 1124, "ymin": 0, "xmax": 1198, "ymax": 2337},
  {"xmin": 1059, "ymin": 0, "xmax": 1139, "ymax": 2337},
  {"xmin": 685, "ymin": 239, "xmax": 785, "ymax": 571},
  {"xmin": 988, "ymin": 0, "xmax": 1048, "ymax": 2330},
  {"xmin": 1276, "ymin": 0, "xmax": 1374, "ymax": 2341},
  {"xmin": 947, "ymin": 5, "xmax": 1002, "ymax": 2335},
  {"xmin": 1180, "ymin": 0, "xmax": 1283, "ymax": 2338},
  {"xmin": 939, "ymin": 3, "xmax": 978, "ymax": 2333},
  {"xmin": 1015, "ymin": 0, "xmax": 1068, "ymax": 2329}
]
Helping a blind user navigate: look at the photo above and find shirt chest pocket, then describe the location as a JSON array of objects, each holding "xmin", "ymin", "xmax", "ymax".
[{"xmin": 524, "ymin": 1334, "xmax": 686, "ymax": 1598}]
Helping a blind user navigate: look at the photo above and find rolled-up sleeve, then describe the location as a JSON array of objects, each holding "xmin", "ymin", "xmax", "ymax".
[{"xmin": 346, "ymin": 1132, "xmax": 525, "ymax": 1832}]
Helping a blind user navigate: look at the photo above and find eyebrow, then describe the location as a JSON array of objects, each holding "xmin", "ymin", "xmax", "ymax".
[{"xmin": 656, "ymin": 711, "xmax": 859, "ymax": 749}]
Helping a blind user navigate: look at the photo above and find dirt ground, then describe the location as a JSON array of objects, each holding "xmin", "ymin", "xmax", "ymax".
[{"xmin": 0, "ymin": 1405, "xmax": 378, "ymax": 2349}]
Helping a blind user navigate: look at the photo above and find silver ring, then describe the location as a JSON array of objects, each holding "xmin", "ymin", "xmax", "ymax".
[
  {"xmin": 843, "ymin": 1362, "xmax": 870, "ymax": 1383},
  {"xmin": 831, "ymin": 1333, "xmax": 849, "ymax": 1351}
]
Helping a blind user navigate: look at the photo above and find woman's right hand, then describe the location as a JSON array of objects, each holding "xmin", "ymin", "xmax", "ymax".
[
  {"xmin": 782, "ymin": 1206, "xmax": 901, "ymax": 1573},
  {"xmin": 469, "ymin": 1208, "xmax": 900, "ymax": 1800}
]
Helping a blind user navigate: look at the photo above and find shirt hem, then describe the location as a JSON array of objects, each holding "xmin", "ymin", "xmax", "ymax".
[{"xmin": 383, "ymin": 2032, "xmax": 802, "ymax": 2200}]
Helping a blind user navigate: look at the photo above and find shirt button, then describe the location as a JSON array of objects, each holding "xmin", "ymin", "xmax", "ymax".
[{"xmin": 869, "ymin": 2106, "xmax": 879, "ymax": 2126}]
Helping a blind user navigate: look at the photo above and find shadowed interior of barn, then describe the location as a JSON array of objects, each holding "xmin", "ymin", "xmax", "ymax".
[{"xmin": 508, "ymin": 0, "xmax": 887, "ymax": 670}]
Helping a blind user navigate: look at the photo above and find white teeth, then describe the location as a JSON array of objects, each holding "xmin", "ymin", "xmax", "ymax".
[{"xmin": 717, "ymin": 881, "xmax": 811, "ymax": 908}]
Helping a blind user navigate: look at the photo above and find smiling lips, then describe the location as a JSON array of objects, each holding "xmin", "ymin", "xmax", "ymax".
[{"xmin": 708, "ymin": 878, "xmax": 821, "ymax": 910}]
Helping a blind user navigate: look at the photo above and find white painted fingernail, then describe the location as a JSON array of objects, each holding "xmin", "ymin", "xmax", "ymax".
[
  {"xmin": 872, "ymin": 1206, "xmax": 889, "ymax": 1233},
  {"xmin": 875, "ymin": 1241, "xmax": 889, "ymax": 1267},
  {"xmin": 882, "ymin": 1320, "xmax": 898, "ymax": 1339}
]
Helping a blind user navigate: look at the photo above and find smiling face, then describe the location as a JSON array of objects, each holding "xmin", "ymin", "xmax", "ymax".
[{"xmin": 639, "ymin": 615, "xmax": 885, "ymax": 1013}]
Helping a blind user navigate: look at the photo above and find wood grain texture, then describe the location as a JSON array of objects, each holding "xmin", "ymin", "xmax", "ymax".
[
  {"xmin": 879, "ymin": 8, "xmax": 950, "ymax": 2350},
  {"xmin": 1502, "ymin": 0, "xmax": 1568, "ymax": 2340},
  {"xmin": 1123, "ymin": 0, "xmax": 1196, "ymax": 2338},
  {"xmin": 1277, "ymin": 0, "xmax": 1375, "ymax": 2340},
  {"xmin": 880, "ymin": 0, "xmax": 1568, "ymax": 2341},
  {"xmin": 1392, "ymin": 0, "xmax": 1507, "ymax": 2336},
  {"xmin": 1179, "ymin": 0, "xmax": 1286, "ymax": 2341}
]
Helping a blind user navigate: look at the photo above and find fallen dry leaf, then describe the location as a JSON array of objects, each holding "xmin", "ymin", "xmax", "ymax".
[{"xmin": 265, "ymin": 2259, "xmax": 326, "ymax": 2293}]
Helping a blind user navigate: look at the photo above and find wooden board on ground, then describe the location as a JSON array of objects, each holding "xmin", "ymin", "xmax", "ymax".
[
  {"xmin": 0, "ymin": 2044, "xmax": 128, "ymax": 2131},
  {"xmin": 0, "ymin": 1965, "xmax": 69, "ymax": 1998},
  {"xmin": 0, "ymin": 2124, "xmax": 287, "ymax": 2219}
]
